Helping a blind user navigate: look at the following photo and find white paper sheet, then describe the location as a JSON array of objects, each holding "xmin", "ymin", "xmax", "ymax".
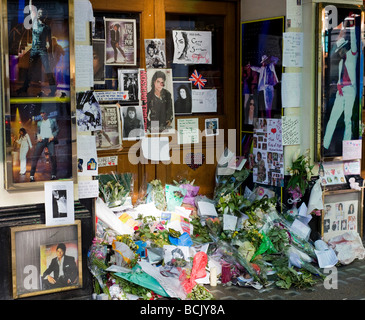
[
  {"xmin": 75, "ymin": 45, "xmax": 94, "ymax": 88},
  {"xmin": 141, "ymin": 137, "xmax": 170, "ymax": 162},
  {"xmin": 177, "ymin": 118, "xmax": 199, "ymax": 144},
  {"xmin": 283, "ymin": 32, "xmax": 303, "ymax": 67},
  {"xmin": 342, "ymin": 140, "xmax": 362, "ymax": 160},
  {"xmin": 77, "ymin": 135, "xmax": 98, "ymax": 176},
  {"xmin": 281, "ymin": 73, "xmax": 302, "ymax": 108},
  {"xmin": 78, "ymin": 180, "xmax": 99, "ymax": 199},
  {"xmin": 197, "ymin": 201, "xmax": 218, "ymax": 217},
  {"xmin": 191, "ymin": 89, "xmax": 217, "ymax": 113},
  {"xmin": 172, "ymin": 30, "xmax": 212, "ymax": 64}
]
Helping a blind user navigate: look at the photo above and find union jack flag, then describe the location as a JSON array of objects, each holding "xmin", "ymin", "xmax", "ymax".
[{"xmin": 189, "ymin": 70, "xmax": 207, "ymax": 90}]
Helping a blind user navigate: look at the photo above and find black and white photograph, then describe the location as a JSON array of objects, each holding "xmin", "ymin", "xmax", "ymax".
[
  {"xmin": 121, "ymin": 105, "xmax": 145, "ymax": 140},
  {"xmin": 146, "ymin": 69, "xmax": 175, "ymax": 134},
  {"xmin": 117, "ymin": 69, "xmax": 140, "ymax": 102},
  {"xmin": 76, "ymin": 91, "xmax": 102, "ymax": 132},
  {"xmin": 173, "ymin": 81, "xmax": 192, "ymax": 115},
  {"xmin": 11, "ymin": 222, "xmax": 82, "ymax": 299},
  {"xmin": 144, "ymin": 38, "xmax": 167, "ymax": 69},
  {"xmin": 93, "ymin": 39, "xmax": 106, "ymax": 84},
  {"xmin": 104, "ymin": 18, "xmax": 137, "ymax": 66},
  {"xmin": 44, "ymin": 180, "xmax": 75, "ymax": 226}
]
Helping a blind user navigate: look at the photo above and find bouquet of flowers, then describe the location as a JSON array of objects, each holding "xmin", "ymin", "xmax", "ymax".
[
  {"xmin": 98, "ymin": 172, "xmax": 134, "ymax": 208},
  {"xmin": 287, "ymin": 149, "xmax": 314, "ymax": 199},
  {"xmin": 216, "ymin": 192, "xmax": 249, "ymax": 217}
]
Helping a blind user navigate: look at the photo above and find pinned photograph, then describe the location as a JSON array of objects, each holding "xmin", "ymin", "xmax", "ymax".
[
  {"xmin": 205, "ymin": 118, "xmax": 219, "ymax": 136},
  {"xmin": 44, "ymin": 180, "xmax": 75, "ymax": 226},
  {"xmin": 96, "ymin": 104, "xmax": 122, "ymax": 150},
  {"xmin": 76, "ymin": 91, "xmax": 102, "ymax": 132},
  {"xmin": 104, "ymin": 18, "xmax": 136, "ymax": 66},
  {"xmin": 144, "ymin": 38, "xmax": 167, "ymax": 68},
  {"xmin": 121, "ymin": 105, "xmax": 145, "ymax": 140},
  {"xmin": 117, "ymin": 69, "xmax": 140, "ymax": 102},
  {"xmin": 173, "ymin": 81, "xmax": 192, "ymax": 115},
  {"xmin": 146, "ymin": 69, "xmax": 175, "ymax": 134}
]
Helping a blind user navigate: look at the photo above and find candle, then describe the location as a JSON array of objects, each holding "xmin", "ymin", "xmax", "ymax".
[{"xmin": 210, "ymin": 267, "xmax": 217, "ymax": 286}]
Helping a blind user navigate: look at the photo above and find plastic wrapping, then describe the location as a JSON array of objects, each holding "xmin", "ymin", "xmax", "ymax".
[
  {"xmin": 98, "ymin": 172, "xmax": 134, "ymax": 208},
  {"xmin": 179, "ymin": 251, "xmax": 208, "ymax": 293},
  {"xmin": 213, "ymin": 148, "xmax": 250, "ymax": 202},
  {"xmin": 328, "ymin": 231, "xmax": 365, "ymax": 265}
]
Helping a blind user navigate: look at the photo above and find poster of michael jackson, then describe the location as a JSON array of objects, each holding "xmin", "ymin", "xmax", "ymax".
[
  {"xmin": 319, "ymin": 5, "xmax": 362, "ymax": 159},
  {"xmin": 7, "ymin": 0, "xmax": 71, "ymax": 99}
]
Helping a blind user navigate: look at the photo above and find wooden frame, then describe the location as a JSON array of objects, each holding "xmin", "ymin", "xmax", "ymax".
[
  {"xmin": 315, "ymin": 3, "xmax": 364, "ymax": 161},
  {"xmin": 2, "ymin": 0, "xmax": 76, "ymax": 190},
  {"xmin": 321, "ymin": 188, "xmax": 363, "ymax": 242},
  {"xmin": 11, "ymin": 220, "xmax": 82, "ymax": 299}
]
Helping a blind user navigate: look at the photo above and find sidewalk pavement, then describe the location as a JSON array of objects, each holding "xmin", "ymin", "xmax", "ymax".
[{"xmin": 206, "ymin": 258, "xmax": 365, "ymax": 300}]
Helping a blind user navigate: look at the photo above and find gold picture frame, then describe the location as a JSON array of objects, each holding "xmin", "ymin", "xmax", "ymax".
[
  {"xmin": 1, "ymin": 0, "xmax": 76, "ymax": 190},
  {"xmin": 11, "ymin": 220, "xmax": 82, "ymax": 299},
  {"xmin": 315, "ymin": 3, "xmax": 364, "ymax": 161}
]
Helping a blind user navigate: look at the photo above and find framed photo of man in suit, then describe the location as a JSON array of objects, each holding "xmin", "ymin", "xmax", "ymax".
[
  {"xmin": 104, "ymin": 18, "xmax": 137, "ymax": 66},
  {"xmin": 11, "ymin": 221, "xmax": 82, "ymax": 299}
]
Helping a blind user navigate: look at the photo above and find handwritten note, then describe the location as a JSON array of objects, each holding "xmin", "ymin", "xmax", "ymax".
[
  {"xmin": 177, "ymin": 118, "xmax": 199, "ymax": 144},
  {"xmin": 282, "ymin": 116, "xmax": 300, "ymax": 145},
  {"xmin": 267, "ymin": 119, "xmax": 283, "ymax": 153},
  {"xmin": 93, "ymin": 91, "xmax": 129, "ymax": 102},
  {"xmin": 78, "ymin": 180, "xmax": 99, "ymax": 199},
  {"xmin": 98, "ymin": 156, "xmax": 118, "ymax": 167},
  {"xmin": 75, "ymin": 45, "xmax": 93, "ymax": 88},
  {"xmin": 283, "ymin": 32, "xmax": 303, "ymax": 67},
  {"xmin": 342, "ymin": 140, "xmax": 362, "ymax": 160},
  {"xmin": 192, "ymin": 89, "xmax": 217, "ymax": 113}
]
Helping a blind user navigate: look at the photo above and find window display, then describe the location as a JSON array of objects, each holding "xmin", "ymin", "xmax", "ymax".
[{"xmin": 3, "ymin": 0, "xmax": 75, "ymax": 189}]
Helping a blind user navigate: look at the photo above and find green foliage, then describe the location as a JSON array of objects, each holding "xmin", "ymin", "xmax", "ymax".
[
  {"xmin": 275, "ymin": 267, "xmax": 318, "ymax": 290},
  {"xmin": 267, "ymin": 226, "xmax": 290, "ymax": 252}
]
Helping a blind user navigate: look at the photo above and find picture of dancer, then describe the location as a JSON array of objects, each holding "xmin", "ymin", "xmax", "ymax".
[
  {"xmin": 104, "ymin": 18, "xmax": 136, "ymax": 66},
  {"xmin": 8, "ymin": 0, "xmax": 70, "ymax": 98},
  {"xmin": 322, "ymin": 13, "xmax": 361, "ymax": 157}
]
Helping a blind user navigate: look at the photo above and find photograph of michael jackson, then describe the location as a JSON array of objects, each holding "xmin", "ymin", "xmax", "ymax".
[{"xmin": 7, "ymin": 0, "xmax": 71, "ymax": 98}]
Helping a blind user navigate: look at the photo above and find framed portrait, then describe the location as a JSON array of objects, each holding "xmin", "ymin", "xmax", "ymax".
[
  {"xmin": 322, "ymin": 189, "xmax": 363, "ymax": 242},
  {"xmin": 96, "ymin": 104, "xmax": 122, "ymax": 150},
  {"xmin": 120, "ymin": 105, "xmax": 145, "ymax": 141},
  {"xmin": 2, "ymin": 0, "xmax": 76, "ymax": 190},
  {"xmin": 146, "ymin": 68, "xmax": 175, "ymax": 134},
  {"xmin": 173, "ymin": 81, "xmax": 192, "ymax": 115},
  {"xmin": 315, "ymin": 4, "xmax": 364, "ymax": 160},
  {"xmin": 44, "ymin": 180, "xmax": 75, "ymax": 226},
  {"xmin": 240, "ymin": 16, "xmax": 284, "ymax": 131},
  {"xmin": 11, "ymin": 221, "xmax": 82, "ymax": 299},
  {"xmin": 104, "ymin": 18, "xmax": 137, "ymax": 66}
]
